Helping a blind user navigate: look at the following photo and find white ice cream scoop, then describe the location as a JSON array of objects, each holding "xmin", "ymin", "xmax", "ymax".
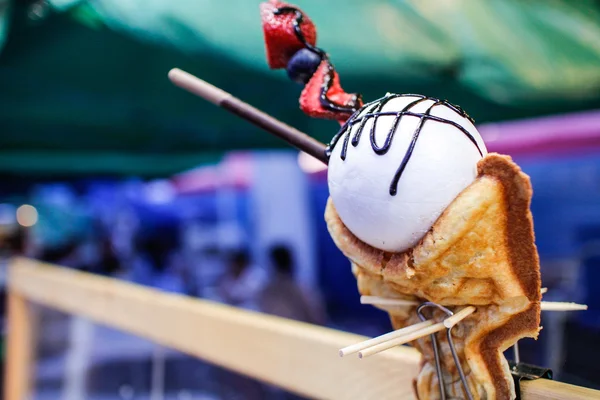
[{"xmin": 327, "ymin": 93, "xmax": 488, "ymax": 253}]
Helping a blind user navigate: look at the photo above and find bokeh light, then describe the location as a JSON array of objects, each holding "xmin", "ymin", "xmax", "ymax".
[{"xmin": 16, "ymin": 204, "xmax": 38, "ymax": 227}]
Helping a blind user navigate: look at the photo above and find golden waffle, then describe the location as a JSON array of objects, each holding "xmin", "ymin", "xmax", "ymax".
[{"xmin": 325, "ymin": 153, "xmax": 541, "ymax": 400}]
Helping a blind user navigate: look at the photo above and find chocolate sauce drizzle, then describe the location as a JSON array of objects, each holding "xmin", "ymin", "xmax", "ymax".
[
  {"xmin": 273, "ymin": 6, "xmax": 362, "ymax": 114},
  {"xmin": 326, "ymin": 93, "xmax": 483, "ymax": 196}
]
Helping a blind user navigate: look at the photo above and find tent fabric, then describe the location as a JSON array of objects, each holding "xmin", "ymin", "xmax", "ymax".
[
  {"xmin": 0, "ymin": 1, "xmax": 11, "ymax": 54},
  {"xmin": 1, "ymin": 0, "xmax": 600, "ymax": 176}
]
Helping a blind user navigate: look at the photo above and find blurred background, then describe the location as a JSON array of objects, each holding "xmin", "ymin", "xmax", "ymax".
[{"xmin": 1, "ymin": 0, "xmax": 600, "ymax": 398}]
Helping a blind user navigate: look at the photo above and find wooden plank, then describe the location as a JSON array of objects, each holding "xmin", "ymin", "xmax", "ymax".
[
  {"xmin": 8, "ymin": 258, "xmax": 420, "ymax": 400},
  {"xmin": 521, "ymin": 379, "xmax": 600, "ymax": 400},
  {"xmin": 8, "ymin": 257, "xmax": 600, "ymax": 400},
  {"xmin": 4, "ymin": 289, "xmax": 36, "ymax": 400}
]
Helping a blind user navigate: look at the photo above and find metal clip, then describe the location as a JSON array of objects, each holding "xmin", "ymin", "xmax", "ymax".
[
  {"xmin": 417, "ymin": 302, "xmax": 474, "ymax": 400},
  {"xmin": 416, "ymin": 303, "xmax": 552, "ymax": 400},
  {"xmin": 509, "ymin": 359, "xmax": 552, "ymax": 400}
]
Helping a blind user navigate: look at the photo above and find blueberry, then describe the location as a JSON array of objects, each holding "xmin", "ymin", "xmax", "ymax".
[{"xmin": 286, "ymin": 48, "xmax": 322, "ymax": 84}]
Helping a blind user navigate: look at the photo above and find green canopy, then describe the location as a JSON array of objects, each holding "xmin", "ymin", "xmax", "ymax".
[{"xmin": 1, "ymin": 0, "xmax": 600, "ymax": 176}]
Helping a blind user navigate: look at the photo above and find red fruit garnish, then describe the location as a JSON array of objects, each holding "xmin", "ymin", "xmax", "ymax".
[
  {"xmin": 300, "ymin": 60, "xmax": 363, "ymax": 122},
  {"xmin": 260, "ymin": 1, "xmax": 317, "ymax": 69}
]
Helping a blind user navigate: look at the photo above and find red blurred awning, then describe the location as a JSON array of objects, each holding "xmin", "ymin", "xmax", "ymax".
[{"xmin": 171, "ymin": 152, "xmax": 253, "ymax": 194}]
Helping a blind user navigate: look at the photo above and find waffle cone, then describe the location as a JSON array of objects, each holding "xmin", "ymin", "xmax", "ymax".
[{"xmin": 325, "ymin": 153, "xmax": 541, "ymax": 400}]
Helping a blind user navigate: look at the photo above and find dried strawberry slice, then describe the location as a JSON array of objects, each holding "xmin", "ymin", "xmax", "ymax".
[
  {"xmin": 300, "ymin": 60, "xmax": 363, "ymax": 122},
  {"xmin": 260, "ymin": 1, "xmax": 317, "ymax": 69}
]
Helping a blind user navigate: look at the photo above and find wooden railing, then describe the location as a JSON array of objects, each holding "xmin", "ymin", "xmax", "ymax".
[{"xmin": 4, "ymin": 258, "xmax": 600, "ymax": 400}]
